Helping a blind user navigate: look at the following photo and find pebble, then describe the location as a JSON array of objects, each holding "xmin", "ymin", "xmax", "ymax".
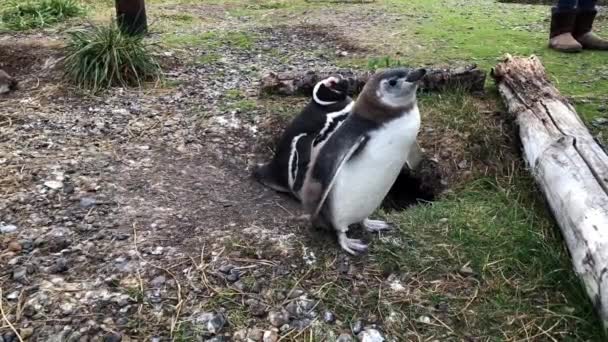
[
  {"xmin": 417, "ymin": 315, "xmax": 431, "ymax": 324},
  {"xmin": 352, "ymin": 320, "xmax": 363, "ymax": 334},
  {"xmin": 80, "ymin": 197, "xmax": 97, "ymax": 208},
  {"xmin": 226, "ymin": 269, "xmax": 240, "ymax": 282},
  {"xmin": 0, "ymin": 224, "xmax": 17, "ymax": 234},
  {"xmin": 12, "ymin": 267, "xmax": 27, "ymax": 281},
  {"xmin": 150, "ymin": 275, "xmax": 167, "ymax": 288},
  {"xmin": 323, "ymin": 310, "xmax": 335, "ymax": 323},
  {"xmin": 246, "ymin": 299, "xmax": 267, "ymax": 317},
  {"xmin": 19, "ymin": 328, "xmax": 34, "ymax": 340},
  {"xmin": 262, "ymin": 330, "xmax": 278, "ymax": 342},
  {"xmin": 232, "ymin": 329, "xmax": 248, "ymax": 341},
  {"xmin": 268, "ymin": 311, "xmax": 288, "ymax": 327},
  {"xmin": 7, "ymin": 241, "xmax": 21, "ymax": 253},
  {"xmin": 6, "ymin": 291, "xmax": 19, "ymax": 300},
  {"xmin": 247, "ymin": 328, "xmax": 264, "ymax": 341},
  {"xmin": 336, "ymin": 334, "xmax": 354, "ymax": 342},
  {"xmin": 50, "ymin": 257, "xmax": 69, "ymax": 273},
  {"xmin": 103, "ymin": 333, "xmax": 122, "ymax": 342},
  {"xmin": 218, "ymin": 264, "xmax": 234, "ymax": 274},
  {"xmin": 358, "ymin": 329, "xmax": 384, "ymax": 342},
  {"xmin": 44, "ymin": 180, "xmax": 64, "ymax": 190},
  {"xmin": 200, "ymin": 312, "xmax": 226, "ymax": 334}
]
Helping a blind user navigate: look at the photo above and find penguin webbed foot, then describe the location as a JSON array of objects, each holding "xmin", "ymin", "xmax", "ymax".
[
  {"xmin": 338, "ymin": 231, "xmax": 368, "ymax": 255},
  {"xmin": 362, "ymin": 218, "xmax": 393, "ymax": 233}
]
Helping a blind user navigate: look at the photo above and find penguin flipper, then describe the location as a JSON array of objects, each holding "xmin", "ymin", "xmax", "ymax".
[{"xmin": 304, "ymin": 135, "xmax": 368, "ymax": 220}]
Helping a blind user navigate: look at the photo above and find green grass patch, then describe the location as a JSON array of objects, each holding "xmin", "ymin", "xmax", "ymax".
[
  {"xmin": 1, "ymin": 0, "xmax": 83, "ymax": 30},
  {"xmin": 63, "ymin": 20, "xmax": 162, "ymax": 92},
  {"xmin": 373, "ymin": 177, "xmax": 603, "ymax": 340}
]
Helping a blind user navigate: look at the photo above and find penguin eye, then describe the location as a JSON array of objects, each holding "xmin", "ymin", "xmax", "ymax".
[{"xmin": 388, "ymin": 79, "xmax": 397, "ymax": 87}]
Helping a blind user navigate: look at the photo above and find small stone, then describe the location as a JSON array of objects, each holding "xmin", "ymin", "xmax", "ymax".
[
  {"xmin": 336, "ymin": 334, "xmax": 354, "ymax": 342},
  {"xmin": 103, "ymin": 333, "xmax": 122, "ymax": 342},
  {"xmin": 439, "ymin": 218, "xmax": 448, "ymax": 223},
  {"xmin": 44, "ymin": 180, "xmax": 64, "ymax": 190},
  {"xmin": 262, "ymin": 330, "xmax": 278, "ymax": 342},
  {"xmin": 63, "ymin": 184, "xmax": 75, "ymax": 194},
  {"xmin": 150, "ymin": 276, "xmax": 166, "ymax": 288},
  {"xmin": 7, "ymin": 241, "xmax": 21, "ymax": 253},
  {"xmin": 459, "ymin": 265, "xmax": 475, "ymax": 277},
  {"xmin": 218, "ymin": 264, "xmax": 234, "ymax": 273},
  {"xmin": 60, "ymin": 302, "xmax": 75, "ymax": 315},
  {"xmin": 279, "ymin": 324, "xmax": 290, "ymax": 332},
  {"xmin": 457, "ymin": 160, "xmax": 468, "ymax": 169},
  {"xmin": 247, "ymin": 328, "xmax": 264, "ymax": 341},
  {"xmin": 6, "ymin": 291, "xmax": 19, "ymax": 300},
  {"xmin": 19, "ymin": 328, "xmax": 34, "ymax": 340},
  {"xmin": 268, "ymin": 311, "xmax": 288, "ymax": 327},
  {"xmin": 12, "ymin": 267, "xmax": 27, "ymax": 281},
  {"xmin": 417, "ymin": 315, "xmax": 431, "ymax": 324},
  {"xmin": 290, "ymin": 318, "xmax": 311, "ymax": 330},
  {"xmin": 50, "ymin": 257, "xmax": 69, "ymax": 273},
  {"xmin": 358, "ymin": 328, "xmax": 384, "ymax": 342},
  {"xmin": 592, "ymin": 117, "xmax": 608, "ymax": 127},
  {"xmin": 246, "ymin": 299, "xmax": 266, "ymax": 317},
  {"xmin": 0, "ymin": 224, "xmax": 17, "ymax": 234},
  {"xmin": 226, "ymin": 269, "xmax": 240, "ymax": 282},
  {"xmin": 351, "ymin": 320, "xmax": 363, "ymax": 334},
  {"xmin": 80, "ymin": 197, "xmax": 97, "ymax": 208},
  {"xmin": 206, "ymin": 313, "xmax": 226, "ymax": 334},
  {"xmin": 233, "ymin": 329, "xmax": 248, "ymax": 341},
  {"xmin": 67, "ymin": 331, "xmax": 82, "ymax": 342},
  {"xmin": 323, "ymin": 310, "xmax": 335, "ymax": 323}
]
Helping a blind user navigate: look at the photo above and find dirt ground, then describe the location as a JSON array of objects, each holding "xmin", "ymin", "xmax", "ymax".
[{"xmin": 0, "ymin": 2, "xmax": 574, "ymax": 341}]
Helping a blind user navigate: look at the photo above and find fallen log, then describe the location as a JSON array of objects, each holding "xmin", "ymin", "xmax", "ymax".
[
  {"xmin": 492, "ymin": 54, "xmax": 608, "ymax": 328},
  {"xmin": 260, "ymin": 64, "xmax": 486, "ymax": 96}
]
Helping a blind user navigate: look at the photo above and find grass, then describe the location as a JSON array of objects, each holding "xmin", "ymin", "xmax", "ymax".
[
  {"xmin": 63, "ymin": 20, "xmax": 162, "ymax": 92},
  {"xmin": 0, "ymin": 0, "xmax": 83, "ymax": 30}
]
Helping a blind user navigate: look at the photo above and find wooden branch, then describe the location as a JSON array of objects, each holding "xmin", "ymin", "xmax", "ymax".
[
  {"xmin": 492, "ymin": 54, "xmax": 608, "ymax": 328},
  {"xmin": 260, "ymin": 64, "xmax": 486, "ymax": 96}
]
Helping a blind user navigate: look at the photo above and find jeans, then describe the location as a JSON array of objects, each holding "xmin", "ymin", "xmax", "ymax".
[{"xmin": 556, "ymin": 0, "xmax": 597, "ymax": 10}]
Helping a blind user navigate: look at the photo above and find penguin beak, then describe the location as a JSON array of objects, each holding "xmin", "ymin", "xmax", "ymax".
[{"xmin": 405, "ymin": 68, "xmax": 427, "ymax": 83}]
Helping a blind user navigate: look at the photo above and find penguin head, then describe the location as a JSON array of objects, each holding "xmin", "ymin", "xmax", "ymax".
[
  {"xmin": 312, "ymin": 75, "xmax": 350, "ymax": 106},
  {"xmin": 354, "ymin": 67, "xmax": 426, "ymax": 121},
  {"xmin": 375, "ymin": 68, "xmax": 426, "ymax": 109}
]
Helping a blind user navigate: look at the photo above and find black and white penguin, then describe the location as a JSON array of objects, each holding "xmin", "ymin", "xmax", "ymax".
[
  {"xmin": 301, "ymin": 67, "xmax": 427, "ymax": 255},
  {"xmin": 254, "ymin": 75, "xmax": 354, "ymax": 200}
]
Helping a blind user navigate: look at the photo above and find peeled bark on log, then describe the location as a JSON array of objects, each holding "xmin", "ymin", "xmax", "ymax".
[
  {"xmin": 260, "ymin": 64, "xmax": 486, "ymax": 96},
  {"xmin": 492, "ymin": 54, "xmax": 608, "ymax": 328}
]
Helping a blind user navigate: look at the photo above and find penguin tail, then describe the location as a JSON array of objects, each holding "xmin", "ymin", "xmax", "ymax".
[{"xmin": 252, "ymin": 162, "xmax": 290, "ymax": 193}]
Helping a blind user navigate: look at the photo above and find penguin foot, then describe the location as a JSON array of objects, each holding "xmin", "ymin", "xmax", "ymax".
[
  {"xmin": 338, "ymin": 232, "xmax": 368, "ymax": 255},
  {"xmin": 362, "ymin": 219, "xmax": 392, "ymax": 232}
]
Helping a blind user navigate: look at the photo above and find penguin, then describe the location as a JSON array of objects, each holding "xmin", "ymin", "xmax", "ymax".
[
  {"xmin": 301, "ymin": 67, "xmax": 427, "ymax": 255},
  {"xmin": 0, "ymin": 69, "xmax": 18, "ymax": 95},
  {"xmin": 254, "ymin": 75, "xmax": 354, "ymax": 200}
]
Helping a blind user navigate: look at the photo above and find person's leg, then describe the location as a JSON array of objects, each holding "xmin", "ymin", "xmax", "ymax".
[
  {"xmin": 573, "ymin": 0, "xmax": 608, "ymax": 50},
  {"xmin": 549, "ymin": 0, "xmax": 582, "ymax": 52}
]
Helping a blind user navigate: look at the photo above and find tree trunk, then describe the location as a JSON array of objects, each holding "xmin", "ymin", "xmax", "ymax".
[
  {"xmin": 492, "ymin": 54, "xmax": 608, "ymax": 328},
  {"xmin": 260, "ymin": 64, "xmax": 486, "ymax": 96},
  {"xmin": 115, "ymin": 0, "xmax": 148, "ymax": 36}
]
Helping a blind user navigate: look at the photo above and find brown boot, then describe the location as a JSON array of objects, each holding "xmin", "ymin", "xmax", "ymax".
[
  {"xmin": 549, "ymin": 9, "xmax": 583, "ymax": 52},
  {"xmin": 574, "ymin": 9, "xmax": 608, "ymax": 50}
]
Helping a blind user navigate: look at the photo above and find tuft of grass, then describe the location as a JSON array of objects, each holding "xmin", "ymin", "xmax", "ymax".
[
  {"xmin": 63, "ymin": 20, "xmax": 162, "ymax": 92},
  {"xmin": 1, "ymin": 0, "xmax": 83, "ymax": 30}
]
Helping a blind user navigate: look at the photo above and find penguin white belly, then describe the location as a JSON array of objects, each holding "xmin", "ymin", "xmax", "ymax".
[{"xmin": 329, "ymin": 110, "xmax": 420, "ymax": 227}]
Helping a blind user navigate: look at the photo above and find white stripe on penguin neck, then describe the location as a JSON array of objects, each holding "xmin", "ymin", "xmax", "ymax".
[{"xmin": 313, "ymin": 81, "xmax": 338, "ymax": 106}]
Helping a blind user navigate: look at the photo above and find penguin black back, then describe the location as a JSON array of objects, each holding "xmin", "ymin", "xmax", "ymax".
[{"xmin": 253, "ymin": 76, "xmax": 353, "ymax": 198}]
